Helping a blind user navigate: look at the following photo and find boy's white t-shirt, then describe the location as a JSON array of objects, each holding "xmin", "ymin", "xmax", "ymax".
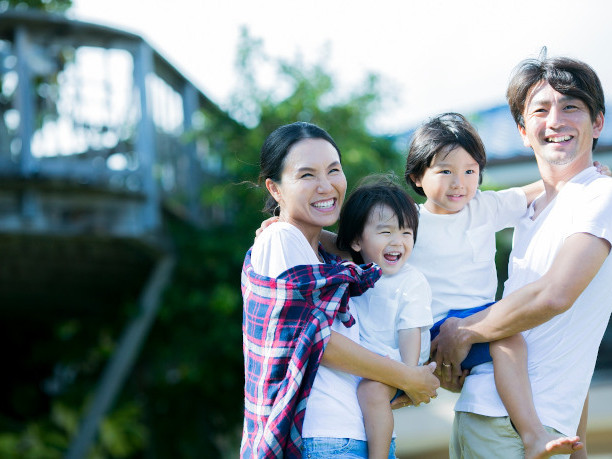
[
  {"xmin": 251, "ymin": 222, "xmax": 367, "ymax": 441},
  {"xmin": 352, "ymin": 263, "xmax": 433, "ymax": 365},
  {"xmin": 407, "ymin": 188, "xmax": 527, "ymax": 322},
  {"xmin": 455, "ymin": 168, "xmax": 612, "ymax": 437}
]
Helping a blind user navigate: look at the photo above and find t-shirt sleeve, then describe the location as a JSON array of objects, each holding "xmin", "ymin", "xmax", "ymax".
[
  {"xmin": 570, "ymin": 179, "xmax": 612, "ymax": 245},
  {"xmin": 396, "ymin": 269, "xmax": 434, "ymax": 331},
  {"xmin": 251, "ymin": 223, "xmax": 320, "ymax": 278},
  {"xmin": 480, "ymin": 188, "xmax": 528, "ymax": 231}
]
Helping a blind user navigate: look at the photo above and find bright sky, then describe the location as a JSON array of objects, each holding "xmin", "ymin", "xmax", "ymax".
[{"xmin": 70, "ymin": 0, "xmax": 612, "ymax": 134}]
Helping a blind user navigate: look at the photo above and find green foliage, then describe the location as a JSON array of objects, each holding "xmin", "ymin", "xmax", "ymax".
[
  {"xmin": 131, "ymin": 28, "xmax": 407, "ymax": 457},
  {"xmin": 1, "ymin": 0, "xmax": 72, "ymax": 13},
  {"xmin": 0, "ymin": 27, "xmax": 407, "ymax": 459}
]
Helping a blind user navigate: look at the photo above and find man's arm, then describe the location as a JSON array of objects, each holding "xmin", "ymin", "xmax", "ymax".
[{"xmin": 432, "ymin": 232, "xmax": 611, "ymax": 375}]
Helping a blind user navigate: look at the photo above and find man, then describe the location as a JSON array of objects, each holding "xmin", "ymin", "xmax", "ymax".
[{"xmin": 432, "ymin": 54, "xmax": 612, "ymax": 458}]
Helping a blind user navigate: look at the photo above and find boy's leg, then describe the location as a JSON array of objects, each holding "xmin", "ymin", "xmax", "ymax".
[
  {"xmin": 357, "ymin": 379, "xmax": 397, "ymax": 459},
  {"xmin": 491, "ymin": 335, "xmax": 582, "ymax": 459}
]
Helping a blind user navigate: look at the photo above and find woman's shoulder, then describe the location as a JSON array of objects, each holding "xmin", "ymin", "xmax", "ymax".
[
  {"xmin": 255, "ymin": 222, "xmax": 310, "ymax": 251},
  {"xmin": 251, "ymin": 222, "xmax": 319, "ymax": 277}
]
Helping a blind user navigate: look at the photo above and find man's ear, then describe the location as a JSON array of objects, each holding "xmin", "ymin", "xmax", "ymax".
[
  {"xmin": 265, "ymin": 178, "xmax": 281, "ymax": 203},
  {"xmin": 518, "ymin": 124, "xmax": 531, "ymax": 148},
  {"xmin": 592, "ymin": 111, "xmax": 605, "ymax": 139},
  {"xmin": 410, "ymin": 173, "xmax": 422, "ymax": 188}
]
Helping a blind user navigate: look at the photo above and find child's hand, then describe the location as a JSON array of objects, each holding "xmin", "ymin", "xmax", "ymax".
[
  {"xmin": 594, "ymin": 160, "xmax": 611, "ymax": 177},
  {"xmin": 254, "ymin": 216, "xmax": 279, "ymax": 241}
]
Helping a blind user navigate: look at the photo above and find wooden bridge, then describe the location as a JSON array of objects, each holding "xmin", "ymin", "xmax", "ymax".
[{"xmin": 0, "ymin": 10, "xmax": 232, "ymax": 457}]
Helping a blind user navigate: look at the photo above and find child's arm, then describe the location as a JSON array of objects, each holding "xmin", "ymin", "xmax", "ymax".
[
  {"xmin": 398, "ymin": 328, "xmax": 421, "ymax": 367},
  {"xmin": 520, "ymin": 180, "xmax": 544, "ymax": 206},
  {"xmin": 520, "ymin": 161, "xmax": 610, "ymax": 206},
  {"xmin": 319, "ymin": 229, "xmax": 346, "ymax": 258}
]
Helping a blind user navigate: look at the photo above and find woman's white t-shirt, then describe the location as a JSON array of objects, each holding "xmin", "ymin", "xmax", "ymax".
[{"xmin": 251, "ymin": 222, "xmax": 367, "ymax": 440}]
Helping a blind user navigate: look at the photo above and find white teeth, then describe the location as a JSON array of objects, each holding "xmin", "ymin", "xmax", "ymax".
[
  {"xmin": 313, "ymin": 199, "xmax": 334, "ymax": 209},
  {"xmin": 547, "ymin": 135, "xmax": 571, "ymax": 143}
]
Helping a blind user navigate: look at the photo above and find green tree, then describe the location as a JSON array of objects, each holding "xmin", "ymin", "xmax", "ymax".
[
  {"xmin": 0, "ymin": 26, "xmax": 407, "ymax": 458},
  {"xmin": 1, "ymin": 0, "xmax": 72, "ymax": 12}
]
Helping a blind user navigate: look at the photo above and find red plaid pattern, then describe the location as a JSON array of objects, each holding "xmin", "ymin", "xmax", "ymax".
[{"xmin": 240, "ymin": 247, "xmax": 380, "ymax": 458}]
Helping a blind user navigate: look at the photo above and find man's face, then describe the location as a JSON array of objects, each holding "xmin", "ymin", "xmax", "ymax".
[{"xmin": 519, "ymin": 81, "xmax": 604, "ymax": 168}]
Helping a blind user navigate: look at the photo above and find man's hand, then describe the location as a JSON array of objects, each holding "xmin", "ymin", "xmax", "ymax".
[
  {"xmin": 439, "ymin": 368, "xmax": 469, "ymax": 393},
  {"xmin": 431, "ymin": 317, "xmax": 472, "ymax": 383}
]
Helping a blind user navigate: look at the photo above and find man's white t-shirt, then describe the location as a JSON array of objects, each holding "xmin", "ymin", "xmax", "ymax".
[
  {"xmin": 352, "ymin": 263, "xmax": 433, "ymax": 365},
  {"xmin": 251, "ymin": 222, "xmax": 367, "ymax": 441},
  {"xmin": 455, "ymin": 167, "xmax": 612, "ymax": 437},
  {"xmin": 407, "ymin": 188, "xmax": 527, "ymax": 322}
]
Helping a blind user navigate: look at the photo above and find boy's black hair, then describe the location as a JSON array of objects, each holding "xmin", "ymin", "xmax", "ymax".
[
  {"xmin": 336, "ymin": 174, "xmax": 419, "ymax": 265},
  {"xmin": 404, "ymin": 112, "xmax": 486, "ymax": 196}
]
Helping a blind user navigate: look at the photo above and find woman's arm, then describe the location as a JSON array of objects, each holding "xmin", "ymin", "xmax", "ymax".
[{"xmin": 321, "ymin": 330, "xmax": 439, "ymax": 406}]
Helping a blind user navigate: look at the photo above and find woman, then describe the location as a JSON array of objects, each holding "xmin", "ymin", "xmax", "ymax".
[{"xmin": 241, "ymin": 122, "xmax": 439, "ymax": 458}]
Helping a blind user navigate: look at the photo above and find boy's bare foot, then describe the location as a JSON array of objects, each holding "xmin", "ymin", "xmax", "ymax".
[{"xmin": 524, "ymin": 433, "xmax": 583, "ymax": 459}]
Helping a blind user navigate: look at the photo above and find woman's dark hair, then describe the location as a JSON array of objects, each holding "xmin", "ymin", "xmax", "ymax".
[
  {"xmin": 259, "ymin": 121, "xmax": 341, "ymax": 215},
  {"xmin": 506, "ymin": 56, "xmax": 605, "ymax": 149},
  {"xmin": 336, "ymin": 175, "xmax": 419, "ymax": 265},
  {"xmin": 404, "ymin": 113, "xmax": 486, "ymax": 196}
]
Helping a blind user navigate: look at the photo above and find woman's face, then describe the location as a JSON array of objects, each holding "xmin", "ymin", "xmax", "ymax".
[{"xmin": 267, "ymin": 138, "xmax": 347, "ymax": 241}]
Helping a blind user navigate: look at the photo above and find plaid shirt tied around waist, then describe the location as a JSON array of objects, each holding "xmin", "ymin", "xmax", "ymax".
[{"xmin": 241, "ymin": 247, "xmax": 381, "ymax": 458}]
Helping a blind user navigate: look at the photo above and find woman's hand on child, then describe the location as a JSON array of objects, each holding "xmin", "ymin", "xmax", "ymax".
[
  {"xmin": 402, "ymin": 362, "xmax": 439, "ymax": 407},
  {"xmin": 254, "ymin": 216, "xmax": 279, "ymax": 241}
]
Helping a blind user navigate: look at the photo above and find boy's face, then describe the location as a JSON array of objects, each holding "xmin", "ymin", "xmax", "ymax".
[
  {"xmin": 413, "ymin": 147, "xmax": 480, "ymax": 215},
  {"xmin": 351, "ymin": 204, "xmax": 414, "ymax": 276}
]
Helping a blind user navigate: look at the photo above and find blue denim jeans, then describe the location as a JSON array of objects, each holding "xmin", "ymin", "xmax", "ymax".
[{"xmin": 302, "ymin": 437, "xmax": 397, "ymax": 458}]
